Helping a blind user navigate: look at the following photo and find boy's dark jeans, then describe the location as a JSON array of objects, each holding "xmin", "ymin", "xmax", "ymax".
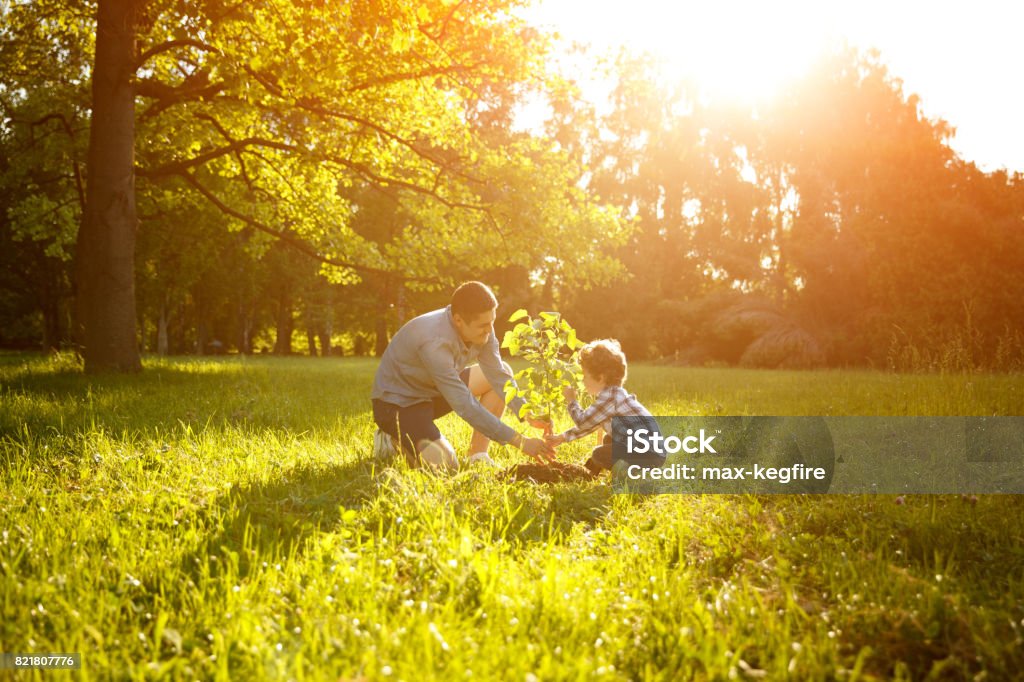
[{"xmin": 585, "ymin": 434, "xmax": 665, "ymax": 474}]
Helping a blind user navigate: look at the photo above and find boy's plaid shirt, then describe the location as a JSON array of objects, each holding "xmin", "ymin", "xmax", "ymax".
[{"xmin": 561, "ymin": 385, "xmax": 653, "ymax": 442}]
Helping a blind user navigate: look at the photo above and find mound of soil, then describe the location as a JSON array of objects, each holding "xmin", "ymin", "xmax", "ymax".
[{"xmin": 502, "ymin": 461, "xmax": 596, "ymax": 484}]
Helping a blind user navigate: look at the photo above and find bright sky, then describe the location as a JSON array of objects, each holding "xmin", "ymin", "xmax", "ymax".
[{"xmin": 521, "ymin": 0, "xmax": 1024, "ymax": 173}]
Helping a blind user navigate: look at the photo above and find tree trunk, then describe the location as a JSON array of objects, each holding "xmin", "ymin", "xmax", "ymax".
[
  {"xmin": 374, "ymin": 304, "xmax": 389, "ymax": 357},
  {"xmin": 41, "ymin": 299, "xmax": 62, "ymax": 353},
  {"xmin": 306, "ymin": 327, "xmax": 317, "ymax": 356},
  {"xmin": 74, "ymin": 0, "xmax": 141, "ymax": 372},
  {"xmin": 317, "ymin": 318, "xmax": 331, "ymax": 358},
  {"xmin": 274, "ymin": 290, "xmax": 293, "ymax": 354},
  {"xmin": 39, "ymin": 259, "xmax": 64, "ymax": 352},
  {"xmin": 395, "ymin": 283, "xmax": 407, "ymax": 327},
  {"xmin": 171, "ymin": 304, "xmax": 185, "ymax": 354},
  {"xmin": 237, "ymin": 300, "xmax": 253, "ymax": 355},
  {"xmin": 316, "ymin": 287, "xmax": 332, "ymax": 357},
  {"xmin": 374, "ymin": 279, "xmax": 391, "ymax": 357},
  {"xmin": 157, "ymin": 299, "xmax": 169, "ymax": 356},
  {"xmin": 540, "ymin": 267, "xmax": 554, "ymax": 310},
  {"xmin": 194, "ymin": 288, "xmax": 207, "ymax": 354},
  {"xmin": 138, "ymin": 307, "xmax": 146, "ymax": 353}
]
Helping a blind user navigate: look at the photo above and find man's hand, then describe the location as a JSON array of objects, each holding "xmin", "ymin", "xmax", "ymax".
[
  {"xmin": 562, "ymin": 385, "xmax": 577, "ymax": 403},
  {"xmin": 519, "ymin": 436, "xmax": 556, "ymax": 463},
  {"xmin": 527, "ymin": 417, "xmax": 552, "ymax": 435}
]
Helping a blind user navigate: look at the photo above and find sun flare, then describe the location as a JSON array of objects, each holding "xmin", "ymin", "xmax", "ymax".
[
  {"xmin": 656, "ymin": 2, "xmax": 829, "ymax": 102},
  {"xmin": 528, "ymin": 0, "xmax": 835, "ymax": 103}
]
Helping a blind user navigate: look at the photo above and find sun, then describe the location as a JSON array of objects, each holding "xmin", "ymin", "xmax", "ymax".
[
  {"xmin": 525, "ymin": 0, "xmax": 834, "ymax": 104},
  {"xmin": 653, "ymin": 1, "xmax": 831, "ymax": 103}
]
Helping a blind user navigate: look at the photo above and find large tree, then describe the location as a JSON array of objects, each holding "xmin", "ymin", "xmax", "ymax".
[
  {"xmin": 42, "ymin": 0, "xmax": 623, "ymax": 371},
  {"xmin": 75, "ymin": 0, "xmax": 141, "ymax": 370}
]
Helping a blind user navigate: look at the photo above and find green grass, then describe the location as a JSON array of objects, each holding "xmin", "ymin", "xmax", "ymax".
[{"xmin": 1, "ymin": 354, "xmax": 1023, "ymax": 680}]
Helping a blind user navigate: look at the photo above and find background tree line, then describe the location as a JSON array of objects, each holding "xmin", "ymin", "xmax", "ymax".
[
  {"xmin": 556, "ymin": 48, "xmax": 1024, "ymax": 371},
  {"xmin": 2, "ymin": 1, "xmax": 1022, "ymax": 370}
]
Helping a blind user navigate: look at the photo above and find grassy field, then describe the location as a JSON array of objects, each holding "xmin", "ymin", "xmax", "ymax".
[{"xmin": 1, "ymin": 353, "xmax": 1023, "ymax": 680}]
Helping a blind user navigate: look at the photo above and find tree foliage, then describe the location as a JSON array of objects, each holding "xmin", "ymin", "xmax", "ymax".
[
  {"xmin": 3, "ymin": 8, "xmax": 1023, "ymax": 370},
  {"xmin": 1, "ymin": 0, "xmax": 629, "ymax": 366},
  {"xmin": 560, "ymin": 45, "xmax": 1024, "ymax": 369}
]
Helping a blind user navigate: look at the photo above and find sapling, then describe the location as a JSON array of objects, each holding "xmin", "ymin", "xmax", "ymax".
[{"xmin": 501, "ymin": 309, "xmax": 585, "ymax": 434}]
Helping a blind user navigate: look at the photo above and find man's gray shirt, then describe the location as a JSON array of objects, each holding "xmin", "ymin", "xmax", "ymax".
[{"xmin": 371, "ymin": 306, "xmax": 525, "ymax": 444}]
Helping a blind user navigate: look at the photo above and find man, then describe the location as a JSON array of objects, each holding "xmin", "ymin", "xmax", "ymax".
[{"xmin": 371, "ymin": 281, "xmax": 555, "ymax": 471}]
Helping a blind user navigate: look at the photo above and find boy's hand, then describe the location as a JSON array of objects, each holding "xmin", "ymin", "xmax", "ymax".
[
  {"xmin": 562, "ymin": 385, "xmax": 577, "ymax": 403},
  {"xmin": 520, "ymin": 436, "xmax": 556, "ymax": 463},
  {"xmin": 545, "ymin": 433, "xmax": 566, "ymax": 448}
]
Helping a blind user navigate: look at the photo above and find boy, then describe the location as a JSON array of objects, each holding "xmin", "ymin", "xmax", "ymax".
[{"xmin": 545, "ymin": 339, "xmax": 663, "ymax": 475}]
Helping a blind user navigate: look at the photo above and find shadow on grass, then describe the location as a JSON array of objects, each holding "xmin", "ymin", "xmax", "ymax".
[
  {"xmin": 180, "ymin": 457, "xmax": 381, "ymax": 583},
  {"xmin": 145, "ymin": 450, "xmax": 651, "ymax": 631},
  {"xmin": 205, "ymin": 456, "xmax": 623, "ymax": 566},
  {"xmin": 506, "ymin": 480, "xmax": 615, "ymax": 542},
  {"xmin": 1, "ymin": 356, "xmax": 377, "ymax": 439},
  {"xmin": 404, "ymin": 472, "xmax": 620, "ymax": 547}
]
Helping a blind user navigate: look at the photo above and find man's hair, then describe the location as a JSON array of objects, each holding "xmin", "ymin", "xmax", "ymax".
[
  {"xmin": 450, "ymin": 281, "xmax": 498, "ymax": 320},
  {"xmin": 579, "ymin": 339, "xmax": 628, "ymax": 386}
]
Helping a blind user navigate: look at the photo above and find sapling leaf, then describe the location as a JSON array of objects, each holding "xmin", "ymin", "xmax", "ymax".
[{"xmin": 502, "ymin": 309, "xmax": 585, "ymax": 424}]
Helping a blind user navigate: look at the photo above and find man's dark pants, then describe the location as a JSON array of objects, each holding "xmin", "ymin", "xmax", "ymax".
[{"xmin": 372, "ymin": 368, "xmax": 471, "ymax": 467}]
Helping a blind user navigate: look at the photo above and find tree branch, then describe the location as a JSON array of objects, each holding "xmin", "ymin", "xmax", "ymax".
[
  {"xmin": 0, "ymin": 97, "xmax": 77, "ymax": 139},
  {"xmin": 240, "ymin": 65, "xmax": 478, "ymax": 184},
  {"xmin": 190, "ymin": 111, "xmax": 257, "ymax": 192},
  {"xmin": 417, "ymin": 0, "xmax": 469, "ymax": 42},
  {"xmin": 138, "ymin": 134, "xmax": 488, "ymax": 212},
  {"xmin": 135, "ymin": 71, "xmax": 227, "ymax": 121},
  {"xmin": 28, "ymin": 112, "xmax": 76, "ymax": 137},
  {"xmin": 135, "ymin": 39, "xmax": 220, "ymax": 70},
  {"xmin": 346, "ymin": 61, "xmax": 481, "ymax": 92},
  {"xmin": 176, "ymin": 171, "xmax": 440, "ymax": 284}
]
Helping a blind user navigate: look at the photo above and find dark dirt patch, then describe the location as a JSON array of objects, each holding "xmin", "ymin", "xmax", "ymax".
[{"xmin": 502, "ymin": 461, "xmax": 596, "ymax": 484}]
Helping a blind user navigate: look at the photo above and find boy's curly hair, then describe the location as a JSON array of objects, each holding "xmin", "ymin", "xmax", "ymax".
[{"xmin": 579, "ymin": 339, "xmax": 627, "ymax": 386}]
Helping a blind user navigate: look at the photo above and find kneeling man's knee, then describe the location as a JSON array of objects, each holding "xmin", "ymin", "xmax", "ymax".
[{"xmin": 417, "ymin": 437, "xmax": 459, "ymax": 472}]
